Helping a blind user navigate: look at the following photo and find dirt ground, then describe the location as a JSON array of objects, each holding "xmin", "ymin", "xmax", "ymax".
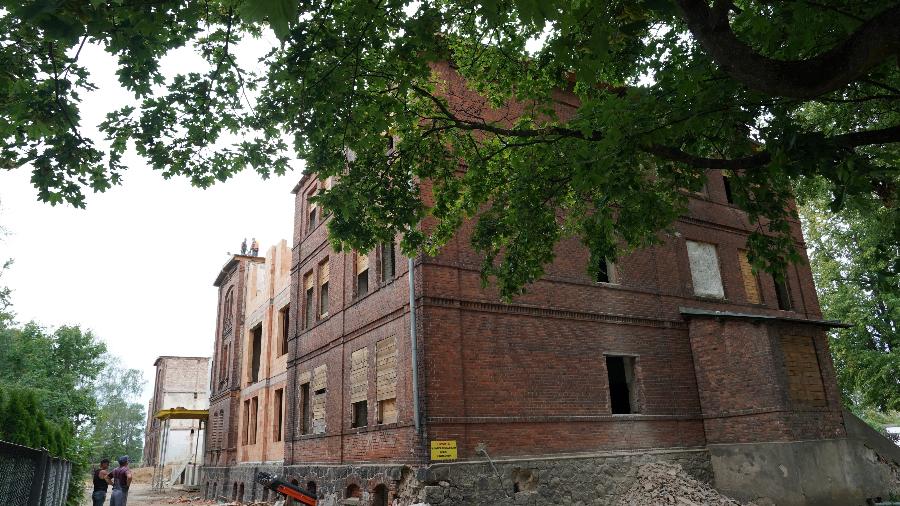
[{"xmin": 81, "ymin": 481, "xmax": 212, "ymax": 506}]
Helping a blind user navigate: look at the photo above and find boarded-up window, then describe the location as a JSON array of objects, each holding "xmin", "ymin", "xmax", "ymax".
[
  {"xmin": 782, "ymin": 335, "xmax": 826, "ymax": 408},
  {"xmin": 356, "ymin": 252, "xmax": 369, "ymax": 297},
  {"xmin": 376, "ymin": 336, "xmax": 398, "ymax": 424},
  {"xmin": 381, "ymin": 240, "xmax": 396, "ymax": 281},
  {"xmin": 686, "ymin": 241, "xmax": 725, "ymax": 298},
  {"xmin": 319, "ymin": 259, "xmax": 330, "ymax": 317},
  {"xmin": 311, "ymin": 365, "xmax": 327, "ymax": 434},
  {"xmin": 349, "ymin": 348, "xmax": 368, "ymax": 404},
  {"xmin": 250, "ymin": 396, "xmax": 258, "ymax": 444},
  {"xmin": 304, "ymin": 271, "xmax": 314, "ymax": 328},
  {"xmin": 242, "ymin": 399, "xmax": 250, "ymax": 445},
  {"xmin": 273, "ymin": 388, "xmax": 283, "ymax": 442},
  {"xmin": 738, "ymin": 250, "xmax": 761, "ymax": 304}
]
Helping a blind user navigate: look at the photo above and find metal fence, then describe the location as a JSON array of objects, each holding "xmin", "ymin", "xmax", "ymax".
[{"xmin": 0, "ymin": 440, "xmax": 72, "ymax": 506}]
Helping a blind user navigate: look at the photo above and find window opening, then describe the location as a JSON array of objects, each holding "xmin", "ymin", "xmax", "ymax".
[
  {"xmin": 775, "ymin": 277, "xmax": 793, "ymax": 310},
  {"xmin": 723, "ymin": 175, "xmax": 734, "ymax": 204},
  {"xmin": 607, "ymin": 356, "xmax": 637, "ymax": 414},
  {"xmin": 274, "ymin": 388, "xmax": 284, "ymax": 442},
  {"xmin": 250, "ymin": 325, "xmax": 262, "ymax": 383},
  {"xmin": 356, "ymin": 252, "xmax": 369, "ymax": 297},
  {"xmin": 595, "ymin": 257, "xmax": 618, "ymax": 284},
  {"xmin": 319, "ymin": 259, "xmax": 330, "ymax": 317},
  {"xmin": 279, "ymin": 304, "xmax": 290, "ymax": 356},
  {"xmin": 352, "ymin": 401, "xmax": 368, "ymax": 428},
  {"xmin": 300, "ymin": 383, "xmax": 311, "ymax": 435},
  {"xmin": 304, "ymin": 271, "xmax": 314, "ymax": 328}
]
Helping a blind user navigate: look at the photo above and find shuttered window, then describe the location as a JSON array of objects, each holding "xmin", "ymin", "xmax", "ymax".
[
  {"xmin": 311, "ymin": 365, "xmax": 327, "ymax": 434},
  {"xmin": 376, "ymin": 336, "xmax": 398, "ymax": 424},
  {"xmin": 686, "ymin": 241, "xmax": 725, "ymax": 298},
  {"xmin": 738, "ymin": 250, "xmax": 761, "ymax": 304}
]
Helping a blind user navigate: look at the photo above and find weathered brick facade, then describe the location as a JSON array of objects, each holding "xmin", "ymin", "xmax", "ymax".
[{"xmin": 202, "ymin": 63, "xmax": 874, "ymax": 505}]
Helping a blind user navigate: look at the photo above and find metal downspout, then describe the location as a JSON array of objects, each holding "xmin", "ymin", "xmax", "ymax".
[{"xmin": 408, "ymin": 256, "xmax": 421, "ymax": 433}]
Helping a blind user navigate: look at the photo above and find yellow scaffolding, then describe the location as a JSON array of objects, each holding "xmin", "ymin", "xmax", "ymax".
[{"xmin": 151, "ymin": 408, "xmax": 209, "ymax": 490}]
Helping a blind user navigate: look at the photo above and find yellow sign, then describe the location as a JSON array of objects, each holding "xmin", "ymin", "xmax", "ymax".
[{"xmin": 430, "ymin": 440, "xmax": 458, "ymax": 461}]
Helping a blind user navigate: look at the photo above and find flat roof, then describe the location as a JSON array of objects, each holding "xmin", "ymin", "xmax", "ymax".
[{"xmin": 153, "ymin": 356, "xmax": 210, "ymax": 366}]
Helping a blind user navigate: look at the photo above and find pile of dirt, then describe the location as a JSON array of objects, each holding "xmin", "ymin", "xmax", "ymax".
[
  {"xmin": 619, "ymin": 462, "xmax": 745, "ymax": 506},
  {"xmin": 130, "ymin": 466, "xmax": 156, "ymax": 484}
]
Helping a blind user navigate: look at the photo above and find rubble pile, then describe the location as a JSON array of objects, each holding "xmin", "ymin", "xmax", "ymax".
[{"xmin": 619, "ymin": 462, "xmax": 744, "ymax": 506}]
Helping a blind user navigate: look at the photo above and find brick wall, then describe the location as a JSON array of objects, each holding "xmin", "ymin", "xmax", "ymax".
[{"xmin": 275, "ymin": 62, "xmax": 841, "ymax": 468}]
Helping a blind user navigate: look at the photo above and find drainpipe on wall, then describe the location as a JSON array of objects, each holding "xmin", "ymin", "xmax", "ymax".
[{"xmin": 408, "ymin": 256, "xmax": 421, "ymax": 433}]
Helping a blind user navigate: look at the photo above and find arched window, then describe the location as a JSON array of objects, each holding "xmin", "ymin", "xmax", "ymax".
[
  {"xmin": 223, "ymin": 287, "xmax": 235, "ymax": 333},
  {"xmin": 373, "ymin": 484, "xmax": 388, "ymax": 506},
  {"xmin": 346, "ymin": 484, "xmax": 361, "ymax": 498}
]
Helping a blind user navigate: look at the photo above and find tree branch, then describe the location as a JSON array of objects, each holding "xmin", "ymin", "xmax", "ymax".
[{"xmin": 676, "ymin": 0, "xmax": 900, "ymax": 98}]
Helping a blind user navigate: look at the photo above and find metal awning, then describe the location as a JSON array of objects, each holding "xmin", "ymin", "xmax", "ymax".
[{"xmin": 154, "ymin": 408, "xmax": 209, "ymax": 421}]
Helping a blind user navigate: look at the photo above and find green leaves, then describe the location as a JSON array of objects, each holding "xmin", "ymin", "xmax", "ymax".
[
  {"xmin": 2, "ymin": 0, "xmax": 898, "ymax": 298},
  {"xmin": 237, "ymin": 0, "xmax": 300, "ymax": 39}
]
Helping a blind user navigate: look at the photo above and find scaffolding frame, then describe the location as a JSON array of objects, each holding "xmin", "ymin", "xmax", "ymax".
[{"xmin": 151, "ymin": 408, "xmax": 208, "ymax": 490}]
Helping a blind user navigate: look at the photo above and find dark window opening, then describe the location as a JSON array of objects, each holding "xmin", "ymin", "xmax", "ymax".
[
  {"xmin": 373, "ymin": 484, "xmax": 388, "ymax": 506},
  {"xmin": 306, "ymin": 481, "xmax": 317, "ymax": 497},
  {"xmin": 596, "ymin": 258, "xmax": 610, "ymax": 283},
  {"xmin": 300, "ymin": 383, "xmax": 311, "ymax": 435},
  {"xmin": 381, "ymin": 241, "xmax": 396, "ymax": 281},
  {"xmin": 346, "ymin": 484, "xmax": 361, "ymax": 498},
  {"xmin": 357, "ymin": 270, "xmax": 369, "ymax": 297},
  {"xmin": 308, "ymin": 207, "xmax": 318, "ymax": 232},
  {"xmin": 250, "ymin": 326, "xmax": 262, "ymax": 383},
  {"xmin": 320, "ymin": 281, "xmax": 329, "ymax": 316},
  {"xmin": 607, "ymin": 356, "xmax": 637, "ymax": 414},
  {"xmin": 305, "ymin": 287, "xmax": 314, "ymax": 328},
  {"xmin": 775, "ymin": 278, "xmax": 793, "ymax": 310},
  {"xmin": 723, "ymin": 175, "xmax": 734, "ymax": 204},
  {"xmin": 279, "ymin": 305, "xmax": 289, "ymax": 356},
  {"xmin": 352, "ymin": 401, "xmax": 368, "ymax": 428}
]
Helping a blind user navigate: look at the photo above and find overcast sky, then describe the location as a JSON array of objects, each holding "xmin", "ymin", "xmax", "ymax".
[{"xmin": 0, "ymin": 35, "xmax": 296, "ymax": 410}]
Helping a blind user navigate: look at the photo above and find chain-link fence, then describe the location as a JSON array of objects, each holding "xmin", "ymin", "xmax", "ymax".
[{"xmin": 0, "ymin": 440, "xmax": 72, "ymax": 506}]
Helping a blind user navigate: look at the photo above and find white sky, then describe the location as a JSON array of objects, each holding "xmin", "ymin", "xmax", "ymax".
[{"xmin": 0, "ymin": 35, "xmax": 297, "ymax": 409}]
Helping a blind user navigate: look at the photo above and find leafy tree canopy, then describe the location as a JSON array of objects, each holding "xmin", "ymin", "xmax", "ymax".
[
  {"xmin": 2, "ymin": 0, "xmax": 898, "ymax": 296},
  {"xmin": 87, "ymin": 358, "xmax": 146, "ymax": 465},
  {"xmin": 799, "ymin": 176, "xmax": 899, "ymax": 412}
]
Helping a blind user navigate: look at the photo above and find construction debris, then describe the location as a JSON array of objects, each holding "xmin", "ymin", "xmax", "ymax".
[{"xmin": 619, "ymin": 462, "xmax": 744, "ymax": 506}]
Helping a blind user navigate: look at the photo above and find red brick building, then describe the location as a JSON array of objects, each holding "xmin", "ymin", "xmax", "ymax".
[{"xmin": 203, "ymin": 63, "xmax": 899, "ymax": 505}]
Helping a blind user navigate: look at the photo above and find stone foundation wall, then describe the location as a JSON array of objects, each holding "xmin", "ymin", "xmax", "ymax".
[
  {"xmin": 256, "ymin": 448, "xmax": 710, "ymax": 506},
  {"xmin": 201, "ymin": 463, "xmax": 283, "ymax": 503},
  {"xmin": 410, "ymin": 448, "xmax": 711, "ymax": 506}
]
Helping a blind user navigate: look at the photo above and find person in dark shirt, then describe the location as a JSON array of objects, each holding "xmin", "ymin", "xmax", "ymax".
[
  {"xmin": 92, "ymin": 458, "xmax": 110, "ymax": 506},
  {"xmin": 106, "ymin": 456, "xmax": 133, "ymax": 506}
]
